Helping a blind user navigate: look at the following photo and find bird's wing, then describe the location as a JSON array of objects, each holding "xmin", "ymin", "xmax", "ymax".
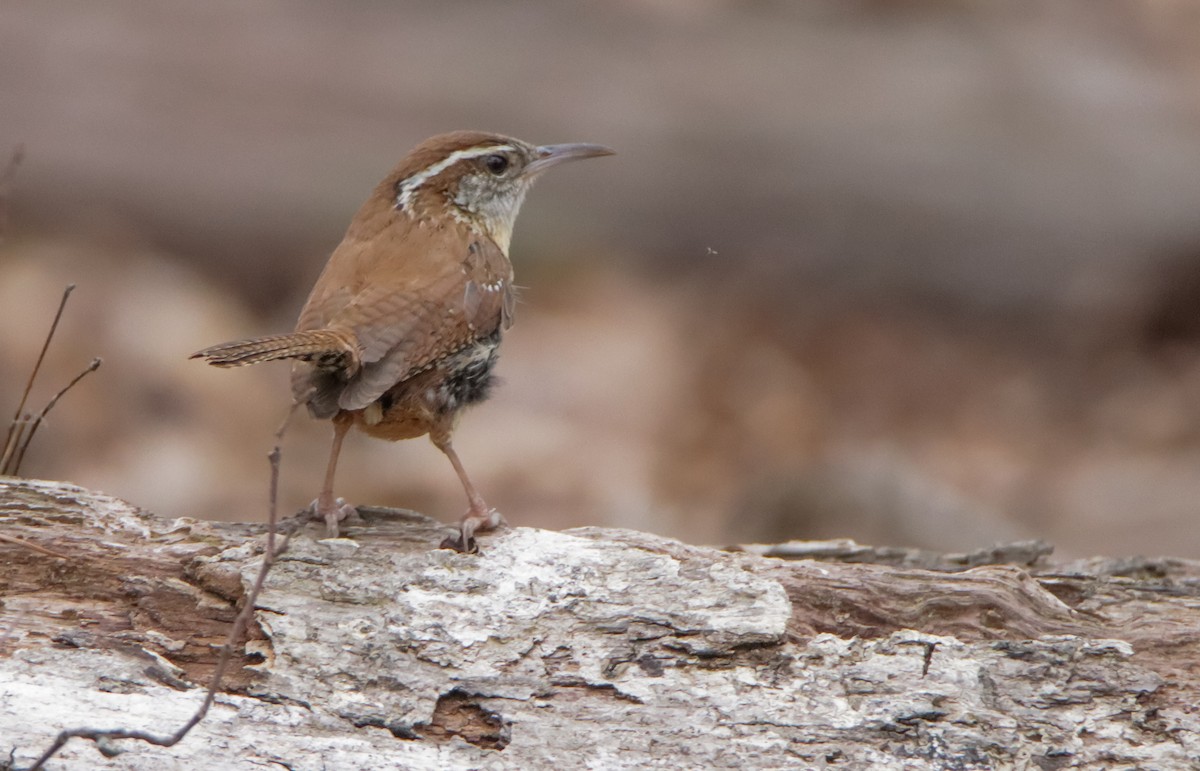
[{"xmin": 322, "ymin": 234, "xmax": 514, "ymax": 411}]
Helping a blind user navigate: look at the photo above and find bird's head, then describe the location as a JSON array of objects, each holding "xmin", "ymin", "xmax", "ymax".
[{"xmin": 389, "ymin": 131, "xmax": 614, "ymax": 251}]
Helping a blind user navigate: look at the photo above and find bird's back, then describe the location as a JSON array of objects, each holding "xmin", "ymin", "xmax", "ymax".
[{"xmin": 291, "ymin": 194, "xmax": 514, "ymax": 418}]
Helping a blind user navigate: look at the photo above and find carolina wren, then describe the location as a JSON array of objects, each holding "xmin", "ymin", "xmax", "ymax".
[{"xmin": 192, "ymin": 131, "xmax": 614, "ymax": 551}]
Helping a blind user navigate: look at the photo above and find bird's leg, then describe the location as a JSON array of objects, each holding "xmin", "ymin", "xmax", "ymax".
[
  {"xmin": 430, "ymin": 425, "xmax": 506, "ymax": 552},
  {"xmin": 313, "ymin": 412, "xmax": 358, "ymax": 537}
]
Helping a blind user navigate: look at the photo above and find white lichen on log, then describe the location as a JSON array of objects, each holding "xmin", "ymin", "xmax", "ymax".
[{"xmin": 2, "ymin": 478, "xmax": 1199, "ymax": 769}]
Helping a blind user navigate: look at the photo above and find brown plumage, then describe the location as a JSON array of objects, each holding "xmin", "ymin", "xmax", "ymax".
[
  {"xmin": 192, "ymin": 329, "xmax": 360, "ymax": 370},
  {"xmin": 192, "ymin": 131, "xmax": 614, "ymax": 550}
]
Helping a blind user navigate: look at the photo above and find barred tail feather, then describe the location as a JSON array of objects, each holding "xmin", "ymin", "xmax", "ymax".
[{"xmin": 190, "ymin": 329, "xmax": 359, "ymax": 370}]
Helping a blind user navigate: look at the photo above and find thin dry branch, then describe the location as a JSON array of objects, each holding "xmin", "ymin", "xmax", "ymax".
[
  {"xmin": 5, "ymin": 357, "xmax": 102, "ymax": 477},
  {"xmin": 0, "ymin": 416, "xmax": 31, "ymax": 479},
  {"xmin": 0, "ymin": 144, "xmax": 24, "ymax": 241},
  {"xmin": 0, "ymin": 533, "xmax": 70, "ymax": 561},
  {"xmin": 22, "ymin": 406, "xmax": 302, "ymax": 770},
  {"xmin": 1, "ymin": 284, "xmax": 76, "ymax": 475}
]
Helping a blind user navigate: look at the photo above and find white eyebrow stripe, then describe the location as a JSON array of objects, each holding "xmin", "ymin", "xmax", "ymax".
[{"xmin": 395, "ymin": 144, "xmax": 513, "ymax": 209}]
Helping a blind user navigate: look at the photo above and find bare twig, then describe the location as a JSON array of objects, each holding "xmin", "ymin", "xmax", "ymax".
[
  {"xmin": 5, "ymin": 358, "xmax": 102, "ymax": 477},
  {"xmin": 0, "ymin": 144, "xmax": 24, "ymax": 241},
  {"xmin": 24, "ymin": 405, "xmax": 301, "ymax": 770},
  {"xmin": 0, "ymin": 415, "xmax": 31, "ymax": 477},
  {"xmin": 0, "ymin": 533, "xmax": 70, "ymax": 561},
  {"xmin": 1, "ymin": 285, "xmax": 76, "ymax": 475}
]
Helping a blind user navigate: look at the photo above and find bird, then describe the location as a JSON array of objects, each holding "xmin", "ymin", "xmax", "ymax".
[{"xmin": 191, "ymin": 131, "xmax": 614, "ymax": 551}]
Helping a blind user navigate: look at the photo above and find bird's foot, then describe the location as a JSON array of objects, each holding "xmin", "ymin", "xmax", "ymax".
[
  {"xmin": 440, "ymin": 507, "xmax": 507, "ymax": 553},
  {"xmin": 309, "ymin": 497, "xmax": 359, "ymax": 538}
]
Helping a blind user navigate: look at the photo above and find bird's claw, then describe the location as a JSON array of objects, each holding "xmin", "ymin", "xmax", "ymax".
[
  {"xmin": 310, "ymin": 497, "xmax": 359, "ymax": 538},
  {"xmin": 439, "ymin": 507, "xmax": 507, "ymax": 553}
]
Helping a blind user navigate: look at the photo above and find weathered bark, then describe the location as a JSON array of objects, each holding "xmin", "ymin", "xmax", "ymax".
[{"xmin": 2, "ymin": 477, "xmax": 1199, "ymax": 770}]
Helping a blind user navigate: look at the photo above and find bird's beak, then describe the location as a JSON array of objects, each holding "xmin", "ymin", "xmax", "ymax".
[{"xmin": 523, "ymin": 143, "xmax": 616, "ymax": 178}]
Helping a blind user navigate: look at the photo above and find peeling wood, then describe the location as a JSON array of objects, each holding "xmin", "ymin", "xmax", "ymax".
[{"xmin": 3, "ymin": 478, "xmax": 1200, "ymax": 769}]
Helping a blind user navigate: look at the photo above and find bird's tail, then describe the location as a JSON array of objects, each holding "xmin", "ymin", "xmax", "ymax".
[{"xmin": 190, "ymin": 329, "xmax": 359, "ymax": 370}]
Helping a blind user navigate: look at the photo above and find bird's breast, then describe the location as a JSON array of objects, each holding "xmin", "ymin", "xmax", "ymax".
[
  {"xmin": 355, "ymin": 330, "xmax": 503, "ymax": 440},
  {"xmin": 434, "ymin": 329, "xmax": 503, "ymax": 411}
]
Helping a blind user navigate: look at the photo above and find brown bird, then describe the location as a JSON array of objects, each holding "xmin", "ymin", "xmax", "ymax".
[{"xmin": 192, "ymin": 131, "xmax": 614, "ymax": 551}]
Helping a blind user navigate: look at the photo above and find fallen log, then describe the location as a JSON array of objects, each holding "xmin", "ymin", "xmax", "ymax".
[{"xmin": 2, "ymin": 478, "xmax": 1198, "ymax": 769}]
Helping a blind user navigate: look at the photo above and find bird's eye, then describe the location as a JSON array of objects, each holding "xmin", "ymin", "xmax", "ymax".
[{"xmin": 484, "ymin": 154, "xmax": 509, "ymax": 175}]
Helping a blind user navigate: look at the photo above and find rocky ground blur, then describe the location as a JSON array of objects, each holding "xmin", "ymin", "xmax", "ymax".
[{"xmin": 3, "ymin": 1, "xmax": 1200, "ymax": 556}]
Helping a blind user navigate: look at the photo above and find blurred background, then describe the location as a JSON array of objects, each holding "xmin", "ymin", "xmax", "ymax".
[{"xmin": 3, "ymin": 0, "xmax": 1200, "ymax": 556}]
